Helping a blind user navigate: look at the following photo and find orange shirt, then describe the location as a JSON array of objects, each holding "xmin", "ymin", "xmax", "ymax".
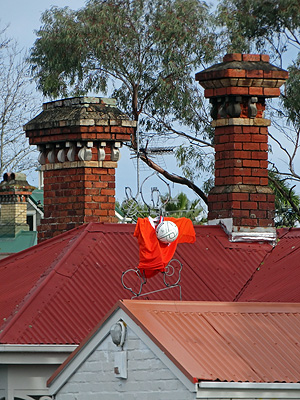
[{"xmin": 134, "ymin": 217, "xmax": 196, "ymax": 278}]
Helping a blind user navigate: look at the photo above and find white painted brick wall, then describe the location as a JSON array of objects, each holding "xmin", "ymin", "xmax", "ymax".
[{"xmin": 55, "ymin": 327, "xmax": 195, "ymax": 400}]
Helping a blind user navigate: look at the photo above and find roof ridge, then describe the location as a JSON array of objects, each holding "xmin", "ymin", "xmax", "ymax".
[{"xmin": 0, "ymin": 224, "xmax": 92, "ymax": 341}]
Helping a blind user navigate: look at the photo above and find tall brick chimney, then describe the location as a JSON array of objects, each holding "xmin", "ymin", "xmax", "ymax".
[
  {"xmin": 196, "ymin": 54, "xmax": 288, "ymax": 242},
  {"xmin": 24, "ymin": 97, "xmax": 136, "ymax": 242},
  {"xmin": 0, "ymin": 173, "xmax": 34, "ymax": 236}
]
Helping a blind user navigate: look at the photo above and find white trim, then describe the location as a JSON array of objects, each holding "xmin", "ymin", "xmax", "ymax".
[
  {"xmin": 48, "ymin": 308, "xmax": 195, "ymax": 395},
  {"xmin": 27, "ymin": 197, "xmax": 44, "ymax": 217},
  {"xmin": 197, "ymin": 381, "xmax": 300, "ymax": 399},
  {"xmin": 208, "ymin": 217, "xmax": 277, "ymax": 244},
  {"xmin": 0, "ymin": 345, "xmax": 77, "ymax": 365},
  {"xmin": 0, "ymin": 345, "xmax": 77, "ymax": 352}
]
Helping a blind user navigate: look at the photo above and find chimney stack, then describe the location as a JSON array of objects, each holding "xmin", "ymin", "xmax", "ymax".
[
  {"xmin": 0, "ymin": 173, "xmax": 34, "ymax": 236},
  {"xmin": 196, "ymin": 54, "xmax": 288, "ymax": 242},
  {"xmin": 25, "ymin": 97, "xmax": 136, "ymax": 242}
]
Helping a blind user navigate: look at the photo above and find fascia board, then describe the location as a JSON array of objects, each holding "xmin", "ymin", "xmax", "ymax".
[
  {"xmin": 0, "ymin": 345, "xmax": 77, "ymax": 352},
  {"xmin": 0, "ymin": 345, "xmax": 77, "ymax": 365},
  {"xmin": 27, "ymin": 197, "xmax": 44, "ymax": 216},
  {"xmin": 197, "ymin": 381, "xmax": 300, "ymax": 399},
  {"xmin": 49, "ymin": 307, "xmax": 195, "ymax": 395}
]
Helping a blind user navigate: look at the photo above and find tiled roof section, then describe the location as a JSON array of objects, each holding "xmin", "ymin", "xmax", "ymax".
[
  {"xmin": 0, "ymin": 223, "xmax": 270, "ymax": 344},
  {"xmin": 121, "ymin": 300, "xmax": 300, "ymax": 383},
  {"xmin": 238, "ymin": 228, "xmax": 300, "ymax": 302}
]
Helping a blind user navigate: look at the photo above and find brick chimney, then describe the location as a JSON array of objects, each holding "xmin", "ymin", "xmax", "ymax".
[
  {"xmin": 196, "ymin": 54, "xmax": 288, "ymax": 242},
  {"xmin": 0, "ymin": 173, "xmax": 34, "ymax": 236},
  {"xmin": 24, "ymin": 97, "xmax": 136, "ymax": 242}
]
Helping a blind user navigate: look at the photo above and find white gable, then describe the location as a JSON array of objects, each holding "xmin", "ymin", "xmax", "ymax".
[{"xmin": 49, "ymin": 308, "xmax": 195, "ymax": 399}]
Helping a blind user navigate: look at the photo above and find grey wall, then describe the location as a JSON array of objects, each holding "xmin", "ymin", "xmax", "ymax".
[{"xmin": 56, "ymin": 327, "xmax": 195, "ymax": 400}]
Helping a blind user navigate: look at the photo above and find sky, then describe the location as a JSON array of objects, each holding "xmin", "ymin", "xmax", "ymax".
[
  {"xmin": 1, "ymin": 0, "xmax": 202, "ymax": 205},
  {"xmin": 1, "ymin": 1, "xmax": 299, "ymax": 206}
]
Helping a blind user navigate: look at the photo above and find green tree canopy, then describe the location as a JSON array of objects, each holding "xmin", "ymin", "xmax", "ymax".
[
  {"xmin": 30, "ymin": 0, "xmax": 217, "ymax": 202},
  {"xmin": 217, "ymin": 0, "xmax": 300, "ymax": 223}
]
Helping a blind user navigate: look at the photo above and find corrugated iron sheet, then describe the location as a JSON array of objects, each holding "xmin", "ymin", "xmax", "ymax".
[
  {"xmin": 239, "ymin": 228, "xmax": 300, "ymax": 302},
  {"xmin": 121, "ymin": 300, "xmax": 300, "ymax": 383},
  {"xmin": 0, "ymin": 223, "xmax": 271, "ymax": 344}
]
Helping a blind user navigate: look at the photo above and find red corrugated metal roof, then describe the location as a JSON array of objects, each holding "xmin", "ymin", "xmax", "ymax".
[
  {"xmin": 119, "ymin": 300, "xmax": 300, "ymax": 383},
  {"xmin": 0, "ymin": 223, "xmax": 270, "ymax": 344},
  {"xmin": 238, "ymin": 228, "xmax": 300, "ymax": 302}
]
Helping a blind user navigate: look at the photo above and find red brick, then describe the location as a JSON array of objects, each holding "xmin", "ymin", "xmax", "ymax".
[
  {"xmin": 224, "ymin": 126, "xmax": 243, "ymax": 134},
  {"xmin": 223, "ymin": 69, "xmax": 246, "ymax": 78},
  {"xmin": 259, "ymin": 219, "xmax": 274, "ymax": 227},
  {"xmin": 229, "ymin": 193, "xmax": 249, "ymax": 201},
  {"xmin": 267, "ymin": 194, "xmax": 275, "ymax": 202},
  {"xmin": 241, "ymin": 201, "xmax": 258, "ymax": 210},
  {"xmin": 252, "ymin": 135, "xmax": 268, "ymax": 143},
  {"xmin": 251, "ymin": 151, "xmax": 268, "ymax": 160},
  {"xmin": 215, "ymin": 87, "xmax": 227, "ymax": 96},
  {"xmin": 243, "ymin": 142, "xmax": 260, "ymax": 151},
  {"xmin": 204, "ymin": 88, "xmax": 214, "ymax": 98},
  {"xmin": 259, "ymin": 202, "xmax": 273, "ymax": 210},
  {"xmin": 252, "ymin": 168, "xmax": 268, "ymax": 177},
  {"xmin": 243, "ymin": 159, "xmax": 260, "ymax": 168},
  {"xmin": 250, "ymin": 210, "xmax": 266, "ymax": 219},
  {"xmin": 101, "ymin": 189, "xmax": 115, "ymax": 196},
  {"xmin": 242, "ymin": 54, "xmax": 260, "ymax": 62},
  {"xmin": 232, "ymin": 167, "xmax": 251, "ymax": 176},
  {"xmin": 263, "ymin": 87, "xmax": 281, "ymax": 97},
  {"xmin": 241, "ymin": 218, "xmax": 258, "ymax": 227},
  {"xmin": 260, "ymin": 143, "xmax": 269, "ymax": 151},
  {"xmin": 260, "ymin": 160, "xmax": 269, "ymax": 168},
  {"xmin": 231, "ymin": 209, "xmax": 249, "ymax": 217},
  {"xmin": 249, "ymin": 87, "xmax": 263, "ymax": 96},
  {"xmin": 215, "ymin": 177, "xmax": 226, "ymax": 185},
  {"xmin": 225, "ymin": 176, "xmax": 243, "ymax": 185},
  {"xmin": 242, "ymin": 176, "xmax": 260, "ymax": 185},
  {"xmin": 226, "ymin": 87, "xmax": 249, "ymax": 96},
  {"xmin": 260, "ymin": 177, "xmax": 269, "ymax": 185},
  {"xmin": 217, "ymin": 135, "xmax": 230, "ymax": 144},
  {"xmin": 260, "ymin": 54, "xmax": 270, "ymax": 62},
  {"xmin": 250, "ymin": 193, "xmax": 267, "ymax": 202},
  {"xmin": 231, "ymin": 201, "xmax": 241, "ymax": 209},
  {"xmin": 231, "ymin": 134, "xmax": 252, "ymax": 142},
  {"xmin": 223, "ymin": 53, "xmax": 242, "ymax": 62},
  {"xmin": 246, "ymin": 70, "xmax": 263, "ymax": 79}
]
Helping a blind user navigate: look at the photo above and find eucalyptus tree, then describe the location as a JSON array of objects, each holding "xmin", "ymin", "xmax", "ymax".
[
  {"xmin": 29, "ymin": 0, "xmax": 218, "ymax": 202},
  {"xmin": 217, "ymin": 0, "xmax": 300, "ymax": 222}
]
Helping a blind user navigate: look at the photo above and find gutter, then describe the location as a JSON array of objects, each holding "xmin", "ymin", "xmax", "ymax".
[
  {"xmin": 197, "ymin": 381, "xmax": 300, "ymax": 399},
  {"xmin": 0, "ymin": 344, "xmax": 77, "ymax": 365}
]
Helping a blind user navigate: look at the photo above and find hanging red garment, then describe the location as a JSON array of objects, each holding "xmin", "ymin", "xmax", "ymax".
[{"xmin": 134, "ymin": 216, "xmax": 196, "ymax": 278}]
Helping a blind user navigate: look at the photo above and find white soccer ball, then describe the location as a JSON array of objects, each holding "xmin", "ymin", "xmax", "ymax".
[{"xmin": 156, "ymin": 220, "xmax": 179, "ymax": 243}]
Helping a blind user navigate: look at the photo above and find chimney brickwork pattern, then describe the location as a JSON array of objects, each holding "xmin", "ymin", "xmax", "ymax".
[
  {"xmin": 196, "ymin": 54, "xmax": 288, "ymax": 241},
  {"xmin": 25, "ymin": 97, "xmax": 136, "ymax": 242},
  {"xmin": 0, "ymin": 173, "xmax": 34, "ymax": 236}
]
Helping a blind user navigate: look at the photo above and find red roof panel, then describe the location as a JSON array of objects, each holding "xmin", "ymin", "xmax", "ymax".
[
  {"xmin": 238, "ymin": 228, "xmax": 300, "ymax": 302},
  {"xmin": 0, "ymin": 223, "xmax": 271, "ymax": 344},
  {"xmin": 120, "ymin": 300, "xmax": 300, "ymax": 383}
]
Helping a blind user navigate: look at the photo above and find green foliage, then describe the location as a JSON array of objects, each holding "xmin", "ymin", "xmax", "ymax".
[
  {"xmin": 217, "ymin": 0, "xmax": 300, "ymax": 54},
  {"xmin": 164, "ymin": 192, "xmax": 205, "ymax": 223},
  {"xmin": 282, "ymin": 55, "xmax": 300, "ymax": 127},
  {"xmin": 30, "ymin": 0, "xmax": 216, "ymax": 127},
  {"xmin": 269, "ymin": 170, "xmax": 300, "ymax": 227},
  {"xmin": 118, "ymin": 191, "xmax": 205, "ymax": 223}
]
